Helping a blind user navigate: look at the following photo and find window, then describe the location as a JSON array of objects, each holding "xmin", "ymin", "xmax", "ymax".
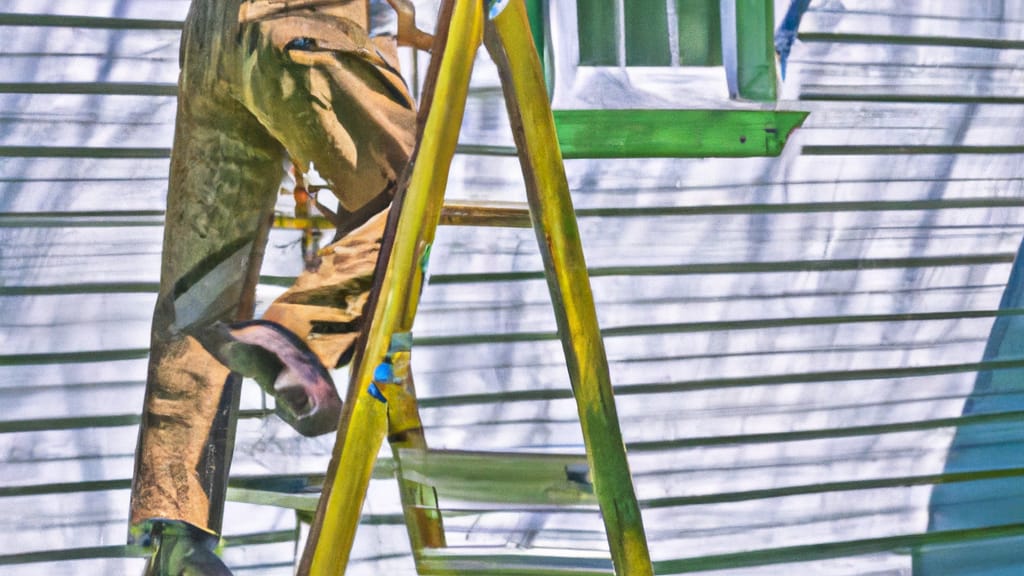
[{"xmin": 550, "ymin": 0, "xmax": 777, "ymax": 105}]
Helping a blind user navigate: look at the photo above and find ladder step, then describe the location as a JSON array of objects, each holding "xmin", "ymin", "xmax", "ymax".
[
  {"xmin": 417, "ymin": 547, "xmax": 613, "ymax": 576},
  {"xmin": 396, "ymin": 448, "xmax": 595, "ymax": 507}
]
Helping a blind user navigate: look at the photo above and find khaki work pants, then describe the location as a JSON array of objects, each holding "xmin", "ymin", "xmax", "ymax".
[{"xmin": 130, "ymin": 0, "xmax": 415, "ymax": 540}]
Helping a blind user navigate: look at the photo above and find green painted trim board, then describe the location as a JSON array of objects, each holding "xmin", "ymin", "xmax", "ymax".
[{"xmin": 553, "ymin": 109, "xmax": 808, "ymax": 158}]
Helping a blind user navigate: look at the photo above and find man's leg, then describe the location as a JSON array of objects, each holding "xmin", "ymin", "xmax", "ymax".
[
  {"xmin": 264, "ymin": 207, "xmax": 390, "ymax": 371},
  {"xmin": 130, "ymin": 45, "xmax": 287, "ymax": 541},
  {"xmin": 131, "ymin": 0, "xmax": 312, "ymax": 550},
  {"xmin": 242, "ymin": 17, "xmax": 417, "ymax": 375}
]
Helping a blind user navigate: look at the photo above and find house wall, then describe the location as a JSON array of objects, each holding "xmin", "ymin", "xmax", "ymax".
[{"xmin": 1, "ymin": 0, "xmax": 1023, "ymax": 573}]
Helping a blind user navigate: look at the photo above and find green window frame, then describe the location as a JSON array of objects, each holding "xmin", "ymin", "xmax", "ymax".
[{"xmin": 570, "ymin": 0, "xmax": 776, "ymax": 101}]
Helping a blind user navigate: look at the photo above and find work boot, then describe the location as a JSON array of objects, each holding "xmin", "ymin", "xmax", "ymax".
[{"xmin": 140, "ymin": 519, "xmax": 231, "ymax": 576}]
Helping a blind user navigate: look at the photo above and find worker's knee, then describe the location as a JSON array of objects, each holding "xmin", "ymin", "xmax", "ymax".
[{"xmin": 236, "ymin": 8, "xmax": 417, "ymax": 213}]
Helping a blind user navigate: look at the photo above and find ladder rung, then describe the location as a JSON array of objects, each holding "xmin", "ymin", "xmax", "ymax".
[{"xmin": 273, "ymin": 200, "xmax": 531, "ymax": 230}]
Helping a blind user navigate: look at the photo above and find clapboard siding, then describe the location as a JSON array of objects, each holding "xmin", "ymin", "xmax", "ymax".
[
  {"xmin": 3, "ymin": 0, "xmax": 1024, "ymax": 573},
  {"xmin": 0, "ymin": 94, "xmax": 178, "ymax": 150},
  {"xmin": 823, "ymin": 0, "xmax": 1024, "ymax": 18},
  {"xmin": 3, "ymin": 1, "xmax": 190, "ymax": 20},
  {"xmin": 0, "ymin": 27, "xmax": 180, "ymax": 92}
]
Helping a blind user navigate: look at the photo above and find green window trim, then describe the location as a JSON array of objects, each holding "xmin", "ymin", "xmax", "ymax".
[
  {"xmin": 731, "ymin": 0, "xmax": 778, "ymax": 101},
  {"xmin": 553, "ymin": 109, "xmax": 808, "ymax": 159}
]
